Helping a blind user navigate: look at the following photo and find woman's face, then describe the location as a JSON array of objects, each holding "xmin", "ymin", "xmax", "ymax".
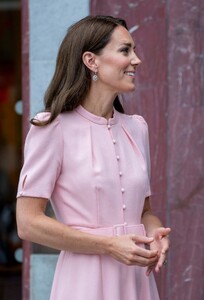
[{"xmin": 95, "ymin": 25, "xmax": 141, "ymax": 94}]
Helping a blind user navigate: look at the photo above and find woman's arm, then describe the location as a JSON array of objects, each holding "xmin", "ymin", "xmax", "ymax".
[
  {"xmin": 17, "ymin": 196, "xmax": 159, "ymax": 267},
  {"xmin": 16, "ymin": 196, "xmax": 108, "ymax": 254},
  {"xmin": 141, "ymin": 197, "xmax": 171, "ymax": 274}
]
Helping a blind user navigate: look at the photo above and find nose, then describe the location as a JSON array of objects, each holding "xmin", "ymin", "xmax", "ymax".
[{"xmin": 131, "ymin": 52, "xmax": 142, "ymax": 66}]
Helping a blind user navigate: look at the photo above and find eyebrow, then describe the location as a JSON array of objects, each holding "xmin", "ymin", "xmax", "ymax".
[{"xmin": 120, "ymin": 42, "xmax": 135, "ymax": 49}]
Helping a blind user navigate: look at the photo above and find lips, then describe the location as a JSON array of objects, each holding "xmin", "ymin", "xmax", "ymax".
[{"xmin": 124, "ymin": 71, "xmax": 135, "ymax": 77}]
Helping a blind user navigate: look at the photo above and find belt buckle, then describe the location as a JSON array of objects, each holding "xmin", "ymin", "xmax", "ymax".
[{"xmin": 113, "ymin": 223, "xmax": 127, "ymax": 236}]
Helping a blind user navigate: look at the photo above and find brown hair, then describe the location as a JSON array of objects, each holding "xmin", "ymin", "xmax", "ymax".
[{"xmin": 32, "ymin": 15, "xmax": 127, "ymax": 125}]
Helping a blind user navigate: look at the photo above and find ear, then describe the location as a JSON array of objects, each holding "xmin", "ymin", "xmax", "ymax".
[{"xmin": 82, "ymin": 51, "xmax": 98, "ymax": 72}]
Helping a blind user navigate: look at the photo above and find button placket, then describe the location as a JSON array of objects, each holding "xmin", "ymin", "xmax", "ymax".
[{"xmin": 107, "ymin": 124, "xmax": 127, "ymax": 224}]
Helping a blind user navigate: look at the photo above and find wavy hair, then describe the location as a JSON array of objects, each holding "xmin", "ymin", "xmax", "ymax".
[{"xmin": 32, "ymin": 15, "xmax": 127, "ymax": 125}]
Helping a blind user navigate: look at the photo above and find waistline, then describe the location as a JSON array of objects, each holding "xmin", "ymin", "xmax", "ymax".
[{"xmin": 72, "ymin": 223, "xmax": 146, "ymax": 237}]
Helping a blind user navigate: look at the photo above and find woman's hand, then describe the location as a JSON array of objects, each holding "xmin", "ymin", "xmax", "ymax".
[
  {"xmin": 108, "ymin": 234, "xmax": 158, "ymax": 267},
  {"xmin": 146, "ymin": 227, "xmax": 171, "ymax": 276}
]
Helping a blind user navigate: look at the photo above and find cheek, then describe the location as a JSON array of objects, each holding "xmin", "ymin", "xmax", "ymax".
[
  {"xmin": 110, "ymin": 57, "xmax": 128, "ymax": 70},
  {"xmin": 101, "ymin": 63, "xmax": 126, "ymax": 79},
  {"xmin": 100, "ymin": 55, "xmax": 128, "ymax": 70}
]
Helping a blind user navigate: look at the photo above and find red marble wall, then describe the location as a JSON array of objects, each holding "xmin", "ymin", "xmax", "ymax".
[
  {"xmin": 167, "ymin": 1, "xmax": 204, "ymax": 299},
  {"xmin": 91, "ymin": 1, "xmax": 204, "ymax": 299}
]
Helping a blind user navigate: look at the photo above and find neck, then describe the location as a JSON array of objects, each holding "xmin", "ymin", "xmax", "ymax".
[{"xmin": 82, "ymin": 91, "xmax": 117, "ymax": 120}]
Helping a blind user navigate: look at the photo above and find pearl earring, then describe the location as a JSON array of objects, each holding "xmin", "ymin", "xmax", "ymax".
[{"xmin": 92, "ymin": 72, "xmax": 98, "ymax": 81}]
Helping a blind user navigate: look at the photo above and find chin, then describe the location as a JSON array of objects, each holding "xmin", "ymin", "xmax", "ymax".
[
  {"xmin": 129, "ymin": 86, "xmax": 136, "ymax": 91},
  {"xmin": 123, "ymin": 85, "xmax": 136, "ymax": 92},
  {"xmin": 117, "ymin": 83, "xmax": 136, "ymax": 93}
]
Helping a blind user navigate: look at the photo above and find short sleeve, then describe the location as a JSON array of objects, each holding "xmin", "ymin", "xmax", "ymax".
[
  {"xmin": 133, "ymin": 115, "xmax": 151, "ymax": 198},
  {"xmin": 143, "ymin": 120, "xmax": 151, "ymax": 197},
  {"xmin": 17, "ymin": 113, "xmax": 63, "ymax": 199}
]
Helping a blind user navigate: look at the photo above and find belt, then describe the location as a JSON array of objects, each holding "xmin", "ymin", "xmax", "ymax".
[{"xmin": 72, "ymin": 223, "xmax": 146, "ymax": 237}]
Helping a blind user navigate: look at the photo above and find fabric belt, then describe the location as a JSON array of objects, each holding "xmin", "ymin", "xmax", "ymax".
[{"xmin": 72, "ymin": 223, "xmax": 146, "ymax": 237}]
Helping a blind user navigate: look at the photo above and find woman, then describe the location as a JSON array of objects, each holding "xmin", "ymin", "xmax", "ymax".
[{"xmin": 16, "ymin": 15, "xmax": 170, "ymax": 300}]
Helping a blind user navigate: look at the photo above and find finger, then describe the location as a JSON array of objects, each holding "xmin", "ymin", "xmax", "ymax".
[
  {"xmin": 130, "ymin": 256, "xmax": 158, "ymax": 267},
  {"xmin": 155, "ymin": 260, "xmax": 163, "ymax": 272},
  {"xmin": 156, "ymin": 227, "xmax": 171, "ymax": 239},
  {"xmin": 160, "ymin": 246, "xmax": 169, "ymax": 255},
  {"xmin": 131, "ymin": 234, "xmax": 154, "ymax": 245},
  {"xmin": 132, "ymin": 246, "xmax": 158, "ymax": 259},
  {"xmin": 160, "ymin": 238, "xmax": 170, "ymax": 254},
  {"xmin": 155, "ymin": 259, "xmax": 162, "ymax": 272},
  {"xmin": 155, "ymin": 253, "xmax": 167, "ymax": 272},
  {"xmin": 129, "ymin": 252, "xmax": 158, "ymax": 266},
  {"xmin": 146, "ymin": 259, "xmax": 158, "ymax": 276},
  {"xmin": 146, "ymin": 264, "xmax": 155, "ymax": 276}
]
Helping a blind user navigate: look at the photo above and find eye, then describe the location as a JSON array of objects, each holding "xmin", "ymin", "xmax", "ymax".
[{"xmin": 121, "ymin": 47, "xmax": 130, "ymax": 54}]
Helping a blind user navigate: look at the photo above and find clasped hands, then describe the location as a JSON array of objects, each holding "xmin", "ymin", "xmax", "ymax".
[{"xmin": 109, "ymin": 227, "xmax": 171, "ymax": 276}]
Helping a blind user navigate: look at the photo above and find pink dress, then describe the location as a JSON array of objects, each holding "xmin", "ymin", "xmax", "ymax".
[{"xmin": 17, "ymin": 105, "xmax": 160, "ymax": 300}]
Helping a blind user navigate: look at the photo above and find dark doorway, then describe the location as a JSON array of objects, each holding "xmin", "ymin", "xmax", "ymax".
[{"xmin": 0, "ymin": 1, "xmax": 22, "ymax": 299}]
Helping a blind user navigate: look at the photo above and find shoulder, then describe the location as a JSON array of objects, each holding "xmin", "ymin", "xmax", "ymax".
[
  {"xmin": 118, "ymin": 111, "xmax": 148, "ymax": 129},
  {"xmin": 25, "ymin": 113, "xmax": 64, "ymax": 152},
  {"xmin": 27, "ymin": 112, "xmax": 63, "ymax": 141},
  {"xmin": 30, "ymin": 112, "xmax": 65, "ymax": 132},
  {"xmin": 32, "ymin": 112, "xmax": 59, "ymax": 124}
]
